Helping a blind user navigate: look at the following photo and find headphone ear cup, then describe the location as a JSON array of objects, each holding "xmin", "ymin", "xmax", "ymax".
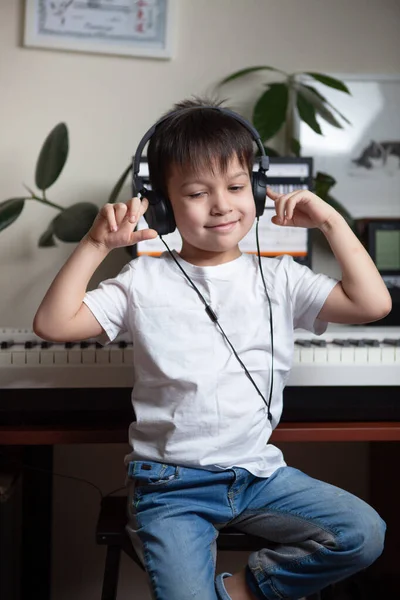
[
  {"xmin": 142, "ymin": 188, "xmax": 176, "ymax": 236},
  {"xmin": 251, "ymin": 171, "xmax": 268, "ymax": 218}
]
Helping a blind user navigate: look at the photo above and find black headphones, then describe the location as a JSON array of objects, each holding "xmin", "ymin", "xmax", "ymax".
[{"xmin": 132, "ymin": 106, "xmax": 270, "ymax": 236}]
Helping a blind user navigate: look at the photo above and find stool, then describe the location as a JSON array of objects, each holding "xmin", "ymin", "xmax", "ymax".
[{"xmin": 96, "ymin": 495, "xmax": 332, "ymax": 600}]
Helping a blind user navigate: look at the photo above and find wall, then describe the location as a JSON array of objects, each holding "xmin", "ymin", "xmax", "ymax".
[{"xmin": 1, "ymin": 0, "xmax": 399, "ymax": 598}]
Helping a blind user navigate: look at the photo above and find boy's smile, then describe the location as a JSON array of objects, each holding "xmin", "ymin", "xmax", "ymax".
[{"xmin": 167, "ymin": 155, "xmax": 256, "ymax": 266}]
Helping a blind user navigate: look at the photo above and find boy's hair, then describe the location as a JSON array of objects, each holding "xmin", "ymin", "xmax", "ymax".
[{"xmin": 147, "ymin": 97, "xmax": 255, "ymax": 198}]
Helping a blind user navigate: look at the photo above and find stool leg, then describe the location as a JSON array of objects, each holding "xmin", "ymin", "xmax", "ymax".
[{"xmin": 101, "ymin": 545, "xmax": 122, "ymax": 600}]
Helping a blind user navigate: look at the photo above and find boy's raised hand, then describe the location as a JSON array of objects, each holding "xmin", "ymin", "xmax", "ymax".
[
  {"xmin": 86, "ymin": 197, "xmax": 158, "ymax": 251},
  {"xmin": 267, "ymin": 187, "xmax": 337, "ymax": 230}
]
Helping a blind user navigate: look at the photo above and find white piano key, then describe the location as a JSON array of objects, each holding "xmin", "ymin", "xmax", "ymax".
[
  {"xmin": 0, "ymin": 351, "xmax": 12, "ymax": 366},
  {"xmin": 82, "ymin": 349, "xmax": 96, "ymax": 364},
  {"xmin": 293, "ymin": 348, "xmax": 300, "ymax": 364},
  {"xmin": 110, "ymin": 348, "xmax": 123, "ymax": 364},
  {"xmin": 12, "ymin": 346, "xmax": 27, "ymax": 365},
  {"xmin": 299, "ymin": 348, "xmax": 314, "ymax": 363},
  {"xmin": 68, "ymin": 350, "xmax": 82, "ymax": 364},
  {"xmin": 40, "ymin": 350, "xmax": 54, "ymax": 365},
  {"xmin": 368, "ymin": 348, "xmax": 382, "ymax": 363},
  {"xmin": 96, "ymin": 348, "xmax": 110, "ymax": 364},
  {"xmin": 354, "ymin": 348, "xmax": 368, "ymax": 364},
  {"xmin": 124, "ymin": 348, "xmax": 134, "ymax": 364},
  {"xmin": 395, "ymin": 348, "xmax": 400, "ymax": 364},
  {"xmin": 381, "ymin": 347, "xmax": 395, "ymax": 364},
  {"xmin": 314, "ymin": 347, "xmax": 328, "ymax": 363},
  {"xmin": 26, "ymin": 349, "xmax": 40, "ymax": 365},
  {"xmin": 340, "ymin": 347, "xmax": 354, "ymax": 364},
  {"xmin": 54, "ymin": 349, "xmax": 68, "ymax": 364},
  {"xmin": 327, "ymin": 345, "xmax": 341, "ymax": 364}
]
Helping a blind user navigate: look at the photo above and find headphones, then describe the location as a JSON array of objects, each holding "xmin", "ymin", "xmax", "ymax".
[{"xmin": 132, "ymin": 106, "xmax": 270, "ymax": 236}]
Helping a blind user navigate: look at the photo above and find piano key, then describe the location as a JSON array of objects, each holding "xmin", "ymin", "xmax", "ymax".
[
  {"xmin": 82, "ymin": 348, "xmax": 96, "ymax": 364},
  {"xmin": 314, "ymin": 347, "xmax": 328, "ymax": 363},
  {"xmin": 40, "ymin": 349, "xmax": 54, "ymax": 365},
  {"xmin": 96, "ymin": 347, "xmax": 110, "ymax": 364},
  {"xmin": 383, "ymin": 338, "xmax": 400, "ymax": 346},
  {"xmin": 1, "ymin": 326, "xmax": 400, "ymax": 389}
]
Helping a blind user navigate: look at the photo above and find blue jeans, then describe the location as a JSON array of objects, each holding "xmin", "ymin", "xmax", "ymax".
[{"xmin": 126, "ymin": 461, "xmax": 385, "ymax": 600}]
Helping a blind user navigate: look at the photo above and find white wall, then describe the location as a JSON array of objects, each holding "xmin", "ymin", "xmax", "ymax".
[{"xmin": 1, "ymin": 1, "xmax": 399, "ymax": 598}]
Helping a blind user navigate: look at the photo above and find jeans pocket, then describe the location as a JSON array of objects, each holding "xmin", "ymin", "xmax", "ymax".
[{"xmin": 127, "ymin": 460, "xmax": 180, "ymax": 490}]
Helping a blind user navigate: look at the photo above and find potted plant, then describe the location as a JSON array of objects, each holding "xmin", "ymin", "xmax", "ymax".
[{"xmin": 217, "ymin": 65, "xmax": 355, "ymax": 231}]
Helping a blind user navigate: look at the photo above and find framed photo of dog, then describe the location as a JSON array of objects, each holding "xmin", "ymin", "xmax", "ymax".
[
  {"xmin": 23, "ymin": 0, "xmax": 175, "ymax": 59},
  {"xmin": 299, "ymin": 74, "xmax": 400, "ymax": 220}
]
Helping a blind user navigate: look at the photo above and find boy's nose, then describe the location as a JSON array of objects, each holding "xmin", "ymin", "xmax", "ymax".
[{"xmin": 210, "ymin": 192, "xmax": 233, "ymax": 215}]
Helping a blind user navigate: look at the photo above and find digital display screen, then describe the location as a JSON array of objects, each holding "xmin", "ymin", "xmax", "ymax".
[{"xmin": 375, "ymin": 230, "xmax": 400, "ymax": 271}]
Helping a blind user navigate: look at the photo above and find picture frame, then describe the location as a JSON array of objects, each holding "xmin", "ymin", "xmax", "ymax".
[
  {"xmin": 23, "ymin": 0, "xmax": 175, "ymax": 60},
  {"xmin": 299, "ymin": 73, "xmax": 400, "ymax": 219}
]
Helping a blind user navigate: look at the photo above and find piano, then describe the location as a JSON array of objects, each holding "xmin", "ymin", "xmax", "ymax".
[{"xmin": 1, "ymin": 325, "xmax": 399, "ymax": 425}]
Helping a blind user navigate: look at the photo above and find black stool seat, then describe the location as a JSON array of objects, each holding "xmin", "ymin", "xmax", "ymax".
[{"xmin": 95, "ymin": 495, "xmax": 328, "ymax": 600}]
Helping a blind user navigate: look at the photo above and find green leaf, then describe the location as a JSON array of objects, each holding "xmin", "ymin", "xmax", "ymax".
[
  {"xmin": 52, "ymin": 202, "xmax": 98, "ymax": 242},
  {"xmin": 38, "ymin": 227, "xmax": 57, "ymax": 247},
  {"xmin": 302, "ymin": 85, "xmax": 351, "ymax": 125},
  {"xmin": 314, "ymin": 171, "xmax": 337, "ymax": 199},
  {"xmin": 305, "ymin": 73, "xmax": 351, "ymax": 94},
  {"xmin": 291, "ymin": 138, "xmax": 301, "ymax": 156},
  {"xmin": 253, "ymin": 83, "xmax": 289, "ymax": 142},
  {"xmin": 296, "ymin": 94, "xmax": 322, "ymax": 135},
  {"xmin": 296, "ymin": 84, "xmax": 343, "ymax": 128},
  {"xmin": 108, "ymin": 163, "xmax": 132, "ymax": 204},
  {"xmin": 0, "ymin": 198, "xmax": 25, "ymax": 232},
  {"xmin": 263, "ymin": 145, "xmax": 280, "ymax": 157},
  {"xmin": 219, "ymin": 65, "xmax": 287, "ymax": 85},
  {"xmin": 35, "ymin": 123, "xmax": 69, "ymax": 191}
]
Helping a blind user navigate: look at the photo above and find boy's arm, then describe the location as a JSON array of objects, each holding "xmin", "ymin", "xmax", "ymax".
[
  {"xmin": 33, "ymin": 237, "xmax": 110, "ymax": 342},
  {"xmin": 267, "ymin": 188, "xmax": 392, "ymax": 325},
  {"xmin": 33, "ymin": 198, "xmax": 157, "ymax": 342},
  {"xmin": 316, "ymin": 213, "xmax": 391, "ymax": 324}
]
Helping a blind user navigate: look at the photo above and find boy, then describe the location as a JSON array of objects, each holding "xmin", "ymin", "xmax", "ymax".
[{"xmin": 34, "ymin": 98, "xmax": 391, "ymax": 600}]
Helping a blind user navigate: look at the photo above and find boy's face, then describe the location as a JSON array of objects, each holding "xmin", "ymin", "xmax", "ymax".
[{"xmin": 167, "ymin": 155, "xmax": 256, "ymax": 265}]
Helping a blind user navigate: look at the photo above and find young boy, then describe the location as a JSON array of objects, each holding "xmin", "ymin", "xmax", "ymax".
[{"xmin": 34, "ymin": 98, "xmax": 391, "ymax": 600}]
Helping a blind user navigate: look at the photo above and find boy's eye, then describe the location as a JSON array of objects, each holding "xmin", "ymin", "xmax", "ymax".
[{"xmin": 188, "ymin": 192, "xmax": 205, "ymax": 198}]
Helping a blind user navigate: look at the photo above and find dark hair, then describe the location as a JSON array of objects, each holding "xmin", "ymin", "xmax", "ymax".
[{"xmin": 147, "ymin": 97, "xmax": 255, "ymax": 197}]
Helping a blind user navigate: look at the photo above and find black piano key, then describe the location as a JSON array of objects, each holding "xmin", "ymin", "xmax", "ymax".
[
  {"xmin": 332, "ymin": 339, "xmax": 351, "ymax": 347},
  {"xmin": 40, "ymin": 341, "xmax": 52, "ymax": 349},
  {"xmin": 95, "ymin": 342, "xmax": 103, "ymax": 349},
  {"xmin": 25, "ymin": 341, "xmax": 37, "ymax": 349},
  {"xmin": 348, "ymin": 339, "xmax": 366, "ymax": 347},
  {"xmin": 118, "ymin": 341, "xmax": 128, "ymax": 348},
  {"xmin": 65, "ymin": 342, "xmax": 75, "ymax": 349},
  {"xmin": 1, "ymin": 341, "xmax": 12, "ymax": 349},
  {"xmin": 383, "ymin": 338, "xmax": 400, "ymax": 347},
  {"xmin": 310, "ymin": 340, "xmax": 327, "ymax": 347},
  {"xmin": 80, "ymin": 341, "xmax": 90, "ymax": 348},
  {"xmin": 361, "ymin": 339, "xmax": 380, "ymax": 347}
]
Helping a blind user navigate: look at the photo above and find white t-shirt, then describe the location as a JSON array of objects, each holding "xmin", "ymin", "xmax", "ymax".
[{"xmin": 83, "ymin": 251, "xmax": 337, "ymax": 478}]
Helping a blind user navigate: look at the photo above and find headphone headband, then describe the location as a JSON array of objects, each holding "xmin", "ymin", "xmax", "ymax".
[{"xmin": 132, "ymin": 106, "xmax": 269, "ymax": 185}]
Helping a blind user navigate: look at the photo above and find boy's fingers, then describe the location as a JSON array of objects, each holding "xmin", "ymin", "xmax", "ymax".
[
  {"xmin": 125, "ymin": 197, "xmax": 144, "ymax": 224},
  {"xmin": 131, "ymin": 227, "xmax": 158, "ymax": 243},
  {"xmin": 103, "ymin": 204, "xmax": 118, "ymax": 232}
]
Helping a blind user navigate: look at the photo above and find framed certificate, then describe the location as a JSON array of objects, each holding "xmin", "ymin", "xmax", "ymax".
[{"xmin": 23, "ymin": 0, "xmax": 175, "ymax": 59}]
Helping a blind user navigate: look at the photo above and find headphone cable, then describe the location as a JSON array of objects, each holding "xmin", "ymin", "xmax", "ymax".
[{"xmin": 159, "ymin": 229, "xmax": 273, "ymax": 422}]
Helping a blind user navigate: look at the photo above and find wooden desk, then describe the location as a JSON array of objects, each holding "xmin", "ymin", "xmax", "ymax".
[
  {"xmin": 1, "ymin": 420, "xmax": 400, "ymax": 444},
  {"xmin": 1, "ymin": 421, "xmax": 399, "ymax": 600}
]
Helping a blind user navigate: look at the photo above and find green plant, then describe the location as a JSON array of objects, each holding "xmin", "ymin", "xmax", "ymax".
[
  {"xmin": 0, "ymin": 123, "xmax": 99, "ymax": 245},
  {"xmin": 217, "ymin": 66, "xmax": 355, "ymax": 229}
]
